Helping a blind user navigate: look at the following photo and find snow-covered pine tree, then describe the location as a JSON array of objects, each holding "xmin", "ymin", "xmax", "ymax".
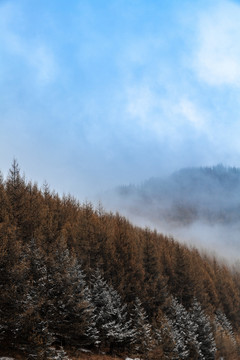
[
  {"xmin": 21, "ymin": 239, "xmax": 56, "ymax": 358},
  {"xmin": 89, "ymin": 269, "xmax": 134, "ymax": 352},
  {"xmin": 83, "ymin": 285, "xmax": 100, "ymax": 348},
  {"xmin": 190, "ymin": 298, "xmax": 216, "ymax": 359},
  {"xmin": 46, "ymin": 245, "xmax": 98, "ymax": 347},
  {"xmin": 54, "ymin": 346, "xmax": 71, "ymax": 359},
  {"xmin": 215, "ymin": 310, "xmax": 236, "ymax": 344},
  {"xmin": 214, "ymin": 310, "xmax": 238, "ymax": 358},
  {"xmin": 130, "ymin": 297, "xmax": 153, "ymax": 354},
  {"xmin": 167, "ymin": 297, "xmax": 198, "ymax": 359},
  {"xmin": 22, "ymin": 238, "xmax": 98, "ymax": 355},
  {"xmin": 155, "ymin": 316, "xmax": 177, "ymax": 360},
  {"xmin": 63, "ymin": 254, "xmax": 99, "ymax": 347}
]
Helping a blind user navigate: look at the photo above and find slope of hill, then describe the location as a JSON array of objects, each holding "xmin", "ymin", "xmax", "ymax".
[
  {"xmin": 114, "ymin": 165, "xmax": 240, "ymax": 226},
  {"xmin": 0, "ymin": 161, "xmax": 240, "ymax": 359},
  {"xmin": 102, "ymin": 165, "xmax": 240, "ymax": 261}
]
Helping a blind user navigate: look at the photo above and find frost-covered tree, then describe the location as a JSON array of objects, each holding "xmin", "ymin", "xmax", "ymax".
[
  {"xmin": 154, "ymin": 316, "xmax": 177, "ymax": 360},
  {"xmin": 215, "ymin": 310, "xmax": 236, "ymax": 344},
  {"xmin": 21, "ymin": 239, "xmax": 56, "ymax": 358},
  {"xmin": 190, "ymin": 298, "xmax": 216, "ymax": 359},
  {"xmin": 54, "ymin": 346, "xmax": 71, "ymax": 359},
  {"xmin": 130, "ymin": 297, "xmax": 153, "ymax": 354},
  {"xmin": 214, "ymin": 310, "xmax": 239, "ymax": 359},
  {"xmin": 46, "ymin": 244, "xmax": 98, "ymax": 347},
  {"xmin": 167, "ymin": 297, "xmax": 198, "ymax": 359},
  {"xmin": 89, "ymin": 269, "xmax": 133, "ymax": 352},
  {"xmin": 21, "ymin": 239, "xmax": 97, "ymax": 355}
]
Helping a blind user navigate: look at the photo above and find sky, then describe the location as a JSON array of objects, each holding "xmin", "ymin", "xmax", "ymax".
[{"xmin": 1, "ymin": 0, "xmax": 240, "ymax": 201}]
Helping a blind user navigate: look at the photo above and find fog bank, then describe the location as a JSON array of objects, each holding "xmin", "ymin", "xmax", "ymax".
[{"xmin": 101, "ymin": 166, "xmax": 240, "ymax": 263}]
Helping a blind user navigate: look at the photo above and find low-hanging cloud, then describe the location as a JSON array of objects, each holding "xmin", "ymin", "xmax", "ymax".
[{"xmin": 102, "ymin": 165, "xmax": 240, "ymax": 263}]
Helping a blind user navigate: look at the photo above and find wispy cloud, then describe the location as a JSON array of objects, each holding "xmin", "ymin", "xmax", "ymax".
[
  {"xmin": 174, "ymin": 98, "xmax": 207, "ymax": 131},
  {"xmin": 0, "ymin": 2, "xmax": 57, "ymax": 86},
  {"xmin": 126, "ymin": 85, "xmax": 160, "ymax": 128},
  {"xmin": 193, "ymin": 0, "xmax": 240, "ymax": 86},
  {"xmin": 1, "ymin": 0, "xmax": 240, "ymax": 198}
]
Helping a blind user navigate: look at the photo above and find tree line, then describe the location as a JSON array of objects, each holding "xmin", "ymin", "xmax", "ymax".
[{"xmin": 0, "ymin": 160, "xmax": 240, "ymax": 359}]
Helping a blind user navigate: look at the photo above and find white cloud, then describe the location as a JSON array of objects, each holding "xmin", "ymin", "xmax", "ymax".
[
  {"xmin": 125, "ymin": 83, "xmax": 208, "ymax": 154},
  {"xmin": 126, "ymin": 85, "xmax": 159, "ymax": 126},
  {"xmin": 125, "ymin": 84, "xmax": 176, "ymax": 140},
  {"xmin": 193, "ymin": 0, "xmax": 240, "ymax": 86},
  {"xmin": 0, "ymin": 2, "xmax": 57, "ymax": 85},
  {"xmin": 175, "ymin": 98, "xmax": 206, "ymax": 130}
]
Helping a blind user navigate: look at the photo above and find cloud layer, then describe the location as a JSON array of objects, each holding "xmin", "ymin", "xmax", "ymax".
[{"xmin": 1, "ymin": 0, "xmax": 240, "ymax": 200}]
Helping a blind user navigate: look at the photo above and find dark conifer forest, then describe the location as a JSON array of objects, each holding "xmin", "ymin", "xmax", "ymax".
[{"xmin": 0, "ymin": 161, "xmax": 240, "ymax": 359}]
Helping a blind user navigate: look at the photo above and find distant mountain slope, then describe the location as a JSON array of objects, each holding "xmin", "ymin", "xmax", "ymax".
[{"xmin": 114, "ymin": 165, "xmax": 240, "ymax": 226}]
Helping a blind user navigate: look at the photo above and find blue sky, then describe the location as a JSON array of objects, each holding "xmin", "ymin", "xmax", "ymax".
[{"xmin": 1, "ymin": 0, "xmax": 240, "ymax": 200}]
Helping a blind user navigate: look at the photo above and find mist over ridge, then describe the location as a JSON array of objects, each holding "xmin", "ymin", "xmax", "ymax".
[{"xmin": 102, "ymin": 164, "xmax": 240, "ymax": 262}]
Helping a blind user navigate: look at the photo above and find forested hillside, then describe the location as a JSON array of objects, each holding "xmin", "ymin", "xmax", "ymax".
[
  {"xmin": 0, "ymin": 161, "xmax": 240, "ymax": 359},
  {"xmin": 113, "ymin": 165, "xmax": 240, "ymax": 225}
]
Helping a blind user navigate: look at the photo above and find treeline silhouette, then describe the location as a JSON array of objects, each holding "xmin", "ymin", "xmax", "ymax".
[
  {"xmin": 115, "ymin": 164, "xmax": 240, "ymax": 225},
  {"xmin": 0, "ymin": 161, "xmax": 240, "ymax": 359}
]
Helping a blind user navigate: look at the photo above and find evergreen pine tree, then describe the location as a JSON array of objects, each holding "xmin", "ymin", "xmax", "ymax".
[
  {"xmin": 190, "ymin": 298, "xmax": 216, "ymax": 359},
  {"xmin": 142, "ymin": 230, "xmax": 169, "ymax": 322},
  {"xmin": 5, "ymin": 160, "xmax": 30, "ymax": 241},
  {"xmin": 130, "ymin": 297, "xmax": 153, "ymax": 355},
  {"xmin": 167, "ymin": 297, "xmax": 198, "ymax": 359},
  {"xmin": 89, "ymin": 269, "xmax": 133, "ymax": 352},
  {"xmin": 54, "ymin": 346, "xmax": 71, "ymax": 359},
  {"xmin": 21, "ymin": 239, "xmax": 55, "ymax": 357},
  {"xmin": 157, "ymin": 316, "xmax": 177, "ymax": 360},
  {"xmin": 215, "ymin": 310, "xmax": 236, "ymax": 343},
  {"xmin": 47, "ymin": 244, "xmax": 98, "ymax": 347}
]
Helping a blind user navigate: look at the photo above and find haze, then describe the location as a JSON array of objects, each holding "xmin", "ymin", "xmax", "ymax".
[
  {"xmin": 1, "ymin": 1, "xmax": 240, "ymax": 260},
  {"xmin": 104, "ymin": 166, "xmax": 240, "ymax": 262}
]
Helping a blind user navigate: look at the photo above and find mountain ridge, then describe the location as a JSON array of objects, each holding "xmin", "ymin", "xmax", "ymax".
[{"xmin": 113, "ymin": 164, "xmax": 240, "ymax": 226}]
